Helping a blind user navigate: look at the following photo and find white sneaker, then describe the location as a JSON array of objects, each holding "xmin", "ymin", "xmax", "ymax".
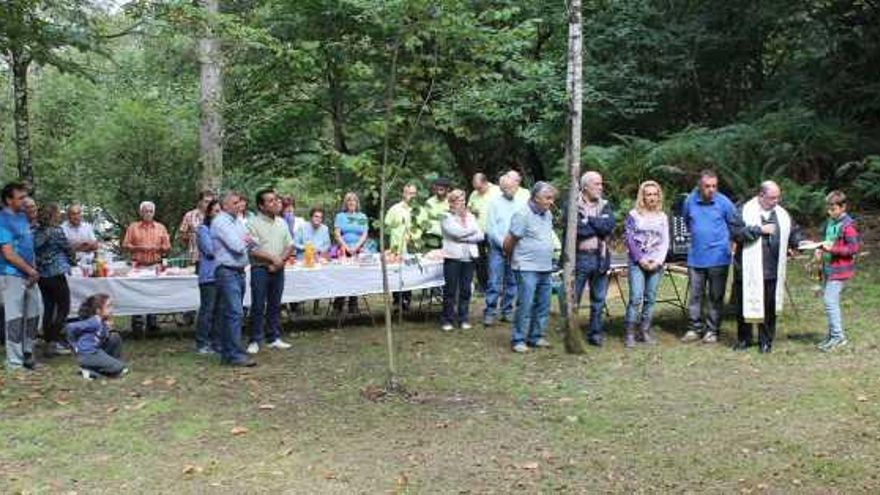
[
  {"xmin": 246, "ymin": 342, "xmax": 260, "ymax": 354},
  {"xmin": 51, "ymin": 342, "xmax": 72, "ymax": 355},
  {"xmin": 267, "ymin": 339, "xmax": 292, "ymax": 350},
  {"xmin": 532, "ymin": 338, "xmax": 551, "ymax": 348},
  {"xmin": 460, "ymin": 322, "xmax": 473, "ymax": 330},
  {"xmin": 80, "ymin": 368, "xmax": 97, "ymax": 381},
  {"xmin": 441, "ymin": 323, "xmax": 454, "ymax": 332},
  {"xmin": 512, "ymin": 342, "xmax": 529, "ymax": 353}
]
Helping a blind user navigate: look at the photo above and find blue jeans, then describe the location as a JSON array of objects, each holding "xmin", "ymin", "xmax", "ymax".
[
  {"xmin": 823, "ymin": 280, "xmax": 846, "ymax": 340},
  {"xmin": 249, "ymin": 266, "xmax": 285, "ymax": 344},
  {"xmin": 196, "ymin": 282, "xmax": 222, "ymax": 351},
  {"xmin": 215, "ymin": 266, "xmax": 247, "ymax": 363},
  {"xmin": 511, "ymin": 271, "xmax": 552, "ymax": 346},
  {"xmin": 484, "ymin": 244, "xmax": 516, "ymax": 319},
  {"xmin": 625, "ymin": 262, "xmax": 664, "ymax": 327},
  {"xmin": 574, "ymin": 253, "xmax": 609, "ymax": 341}
]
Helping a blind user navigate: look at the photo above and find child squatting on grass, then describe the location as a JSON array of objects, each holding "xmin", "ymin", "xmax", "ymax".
[
  {"xmin": 65, "ymin": 293, "xmax": 129, "ymax": 379},
  {"xmin": 814, "ymin": 190, "xmax": 861, "ymax": 352}
]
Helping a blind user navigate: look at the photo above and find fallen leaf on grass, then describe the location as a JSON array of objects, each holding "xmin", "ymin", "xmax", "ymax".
[
  {"xmin": 129, "ymin": 401, "xmax": 148, "ymax": 411},
  {"xmin": 281, "ymin": 448, "xmax": 294, "ymax": 456},
  {"xmin": 324, "ymin": 471, "xmax": 337, "ymax": 480},
  {"xmin": 520, "ymin": 462, "xmax": 539, "ymax": 470},
  {"xmin": 361, "ymin": 384, "xmax": 385, "ymax": 402},
  {"xmin": 53, "ymin": 399, "xmax": 70, "ymax": 406},
  {"xmin": 258, "ymin": 404, "xmax": 276, "ymax": 410},
  {"xmin": 230, "ymin": 426, "xmax": 249, "ymax": 436},
  {"xmin": 106, "ymin": 406, "xmax": 118, "ymax": 414},
  {"xmin": 182, "ymin": 465, "xmax": 203, "ymax": 475},
  {"xmin": 857, "ymin": 395, "xmax": 869, "ymax": 402},
  {"xmin": 27, "ymin": 392, "xmax": 42, "ymax": 400},
  {"xmin": 396, "ymin": 472, "xmax": 409, "ymax": 488},
  {"xmin": 141, "ymin": 379, "xmax": 154, "ymax": 386},
  {"xmin": 164, "ymin": 377, "xmax": 177, "ymax": 387}
]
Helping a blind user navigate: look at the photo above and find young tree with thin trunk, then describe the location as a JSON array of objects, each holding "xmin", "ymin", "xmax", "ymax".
[{"xmin": 560, "ymin": 0, "xmax": 586, "ymax": 354}]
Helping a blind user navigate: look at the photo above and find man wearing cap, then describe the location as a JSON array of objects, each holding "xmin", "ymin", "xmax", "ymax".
[{"xmin": 418, "ymin": 177, "xmax": 451, "ymax": 250}]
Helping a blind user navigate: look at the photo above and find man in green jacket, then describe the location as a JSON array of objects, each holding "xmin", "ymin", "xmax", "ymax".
[
  {"xmin": 418, "ymin": 177, "xmax": 451, "ymax": 250},
  {"xmin": 385, "ymin": 183, "xmax": 420, "ymax": 254}
]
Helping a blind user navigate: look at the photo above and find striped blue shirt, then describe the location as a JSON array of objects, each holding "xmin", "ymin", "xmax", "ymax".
[{"xmin": 210, "ymin": 211, "xmax": 252, "ymax": 268}]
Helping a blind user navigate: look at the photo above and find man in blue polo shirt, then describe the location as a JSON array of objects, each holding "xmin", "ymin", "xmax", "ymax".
[
  {"xmin": 505, "ymin": 182, "xmax": 558, "ymax": 353},
  {"xmin": 681, "ymin": 170, "xmax": 738, "ymax": 344},
  {"xmin": 1, "ymin": 182, "xmax": 43, "ymax": 371}
]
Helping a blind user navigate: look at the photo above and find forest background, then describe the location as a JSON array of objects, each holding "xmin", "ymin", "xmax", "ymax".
[{"xmin": 2, "ymin": 0, "xmax": 879, "ymax": 242}]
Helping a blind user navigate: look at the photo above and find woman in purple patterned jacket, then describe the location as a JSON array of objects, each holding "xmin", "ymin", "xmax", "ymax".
[{"xmin": 623, "ymin": 181, "xmax": 670, "ymax": 348}]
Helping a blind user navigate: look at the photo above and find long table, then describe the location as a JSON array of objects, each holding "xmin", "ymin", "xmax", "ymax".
[{"xmin": 68, "ymin": 260, "xmax": 445, "ymax": 317}]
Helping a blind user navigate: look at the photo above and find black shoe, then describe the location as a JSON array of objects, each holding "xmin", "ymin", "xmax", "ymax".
[
  {"xmin": 587, "ymin": 336, "xmax": 603, "ymax": 347},
  {"xmin": 224, "ymin": 358, "xmax": 257, "ymax": 367},
  {"xmin": 22, "ymin": 352, "xmax": 42, "ymax": 370},
  {"xmin": 732, "ymin": 340, "xmax": 752, "ymax": 351},
  {"xmin": 758, "ymin": 342, "xmax": 772, "ymax": 354}
]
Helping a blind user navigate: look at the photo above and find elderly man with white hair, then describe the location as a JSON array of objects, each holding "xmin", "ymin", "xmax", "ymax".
[
  {"xmin": 567, "ymin": 170, "xmax": 616, "ymax": 347},
  {"xmin": 506, "ymin": 169, "xmax": 531, "ymax": 204},
  {"xmin": 123, "ymin": 200, "xmax": 171, "ymax": 334},
  {"xmin": 731, "ymin": 180, "xmax": 805, "ymax": 353},
  {"xmin": 483, "ymin": 173, "xmax": 529, "ymax": 325}
]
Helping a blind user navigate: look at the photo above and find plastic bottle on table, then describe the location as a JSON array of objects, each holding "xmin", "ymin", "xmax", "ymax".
[{"xmin": 304, "ymin": 241, "xmax": 315, "ymax": 268}]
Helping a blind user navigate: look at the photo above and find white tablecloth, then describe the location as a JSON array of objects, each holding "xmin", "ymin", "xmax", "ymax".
[{"xmin": 68, "ymin": 260, "xmax": 444, "ymax": 317}]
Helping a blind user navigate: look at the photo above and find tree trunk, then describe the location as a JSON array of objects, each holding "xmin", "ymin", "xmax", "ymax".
[
  {"xmin": 328, "ymin": 64, "xmax": 350, "ymax": 156},
  {"xmin": 198, "ymin": 0, "xmax": 223, "ymax": 192},
  {"xmin": 380, "ymin": 38, "xmax": 403, "ymax": 392},
  {"xmin": 11, "ymin": 47, "xmax": 34, "ymax": 190},
  {"xmin": 561, "ymin": 0, "xmax": 586, "ymax": 354}
]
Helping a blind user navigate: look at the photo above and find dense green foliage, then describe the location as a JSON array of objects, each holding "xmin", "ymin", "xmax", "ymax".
[{"xmin": 2, "ymin": 0, "xmax": 879, "ymax": 235}]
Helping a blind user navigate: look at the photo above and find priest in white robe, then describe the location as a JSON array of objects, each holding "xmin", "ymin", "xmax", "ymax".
[{"xmin": 732, "ymin": 181, "xmax": 806, "ymax": 353}]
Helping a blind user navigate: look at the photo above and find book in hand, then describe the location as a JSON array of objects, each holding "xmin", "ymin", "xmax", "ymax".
[{"xmin": 797, "ymin": 241, "xmax": 824, "ymax": 251}]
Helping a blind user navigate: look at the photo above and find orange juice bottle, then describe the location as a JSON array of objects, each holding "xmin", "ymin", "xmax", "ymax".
[{"xmin": 304, "ymin": 241, "xmax": 315, "ymax": 268}]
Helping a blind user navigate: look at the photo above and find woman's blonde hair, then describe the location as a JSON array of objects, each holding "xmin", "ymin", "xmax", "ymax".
[
  {"xmin": 635, "ymin": 180, "xmax": 664, "ymax": 213},
  {"xmin": 447, "ymin": 188, "xmax": 466, "ymax": 204},
  {"xmin": 342, "ymin": 192, "xmax": 360, "ymax": 212}
]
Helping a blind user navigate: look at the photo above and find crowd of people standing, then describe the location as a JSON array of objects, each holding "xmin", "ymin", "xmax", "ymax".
[{"xmin": 0, "ymin": 167, "xmax": 862, "ymax": 374}]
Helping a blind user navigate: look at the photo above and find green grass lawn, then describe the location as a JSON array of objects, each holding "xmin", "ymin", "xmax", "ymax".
[{"xmin": 2, "ymin": 260, "xmax": 879, "ymax": 494}]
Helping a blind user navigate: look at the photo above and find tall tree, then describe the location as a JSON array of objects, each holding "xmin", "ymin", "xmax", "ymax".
[
  {"xmin": 198, "ymin": 0, "xmax": 223, "ymax": 191},
  {"xmin": 9, "ymin": 46, "xmax": 33, "ymax": 186},
  {"xmin": 560, "ymin": 0, "xmax": 585, "ymax": 354},
  {"xmin": 0, "ymin": 0, "xmax": 106, "ymax": 189}
]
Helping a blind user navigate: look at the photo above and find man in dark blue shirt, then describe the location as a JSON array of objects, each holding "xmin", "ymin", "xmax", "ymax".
[{"xmin": 681, "ymin": 170, "xmax": 737, "ymax": 344}]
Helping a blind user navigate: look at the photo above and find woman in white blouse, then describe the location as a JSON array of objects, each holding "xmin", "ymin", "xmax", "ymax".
[{"xmin": 440, "ymin": 189, "xmax": 484, "ymax": 331}]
